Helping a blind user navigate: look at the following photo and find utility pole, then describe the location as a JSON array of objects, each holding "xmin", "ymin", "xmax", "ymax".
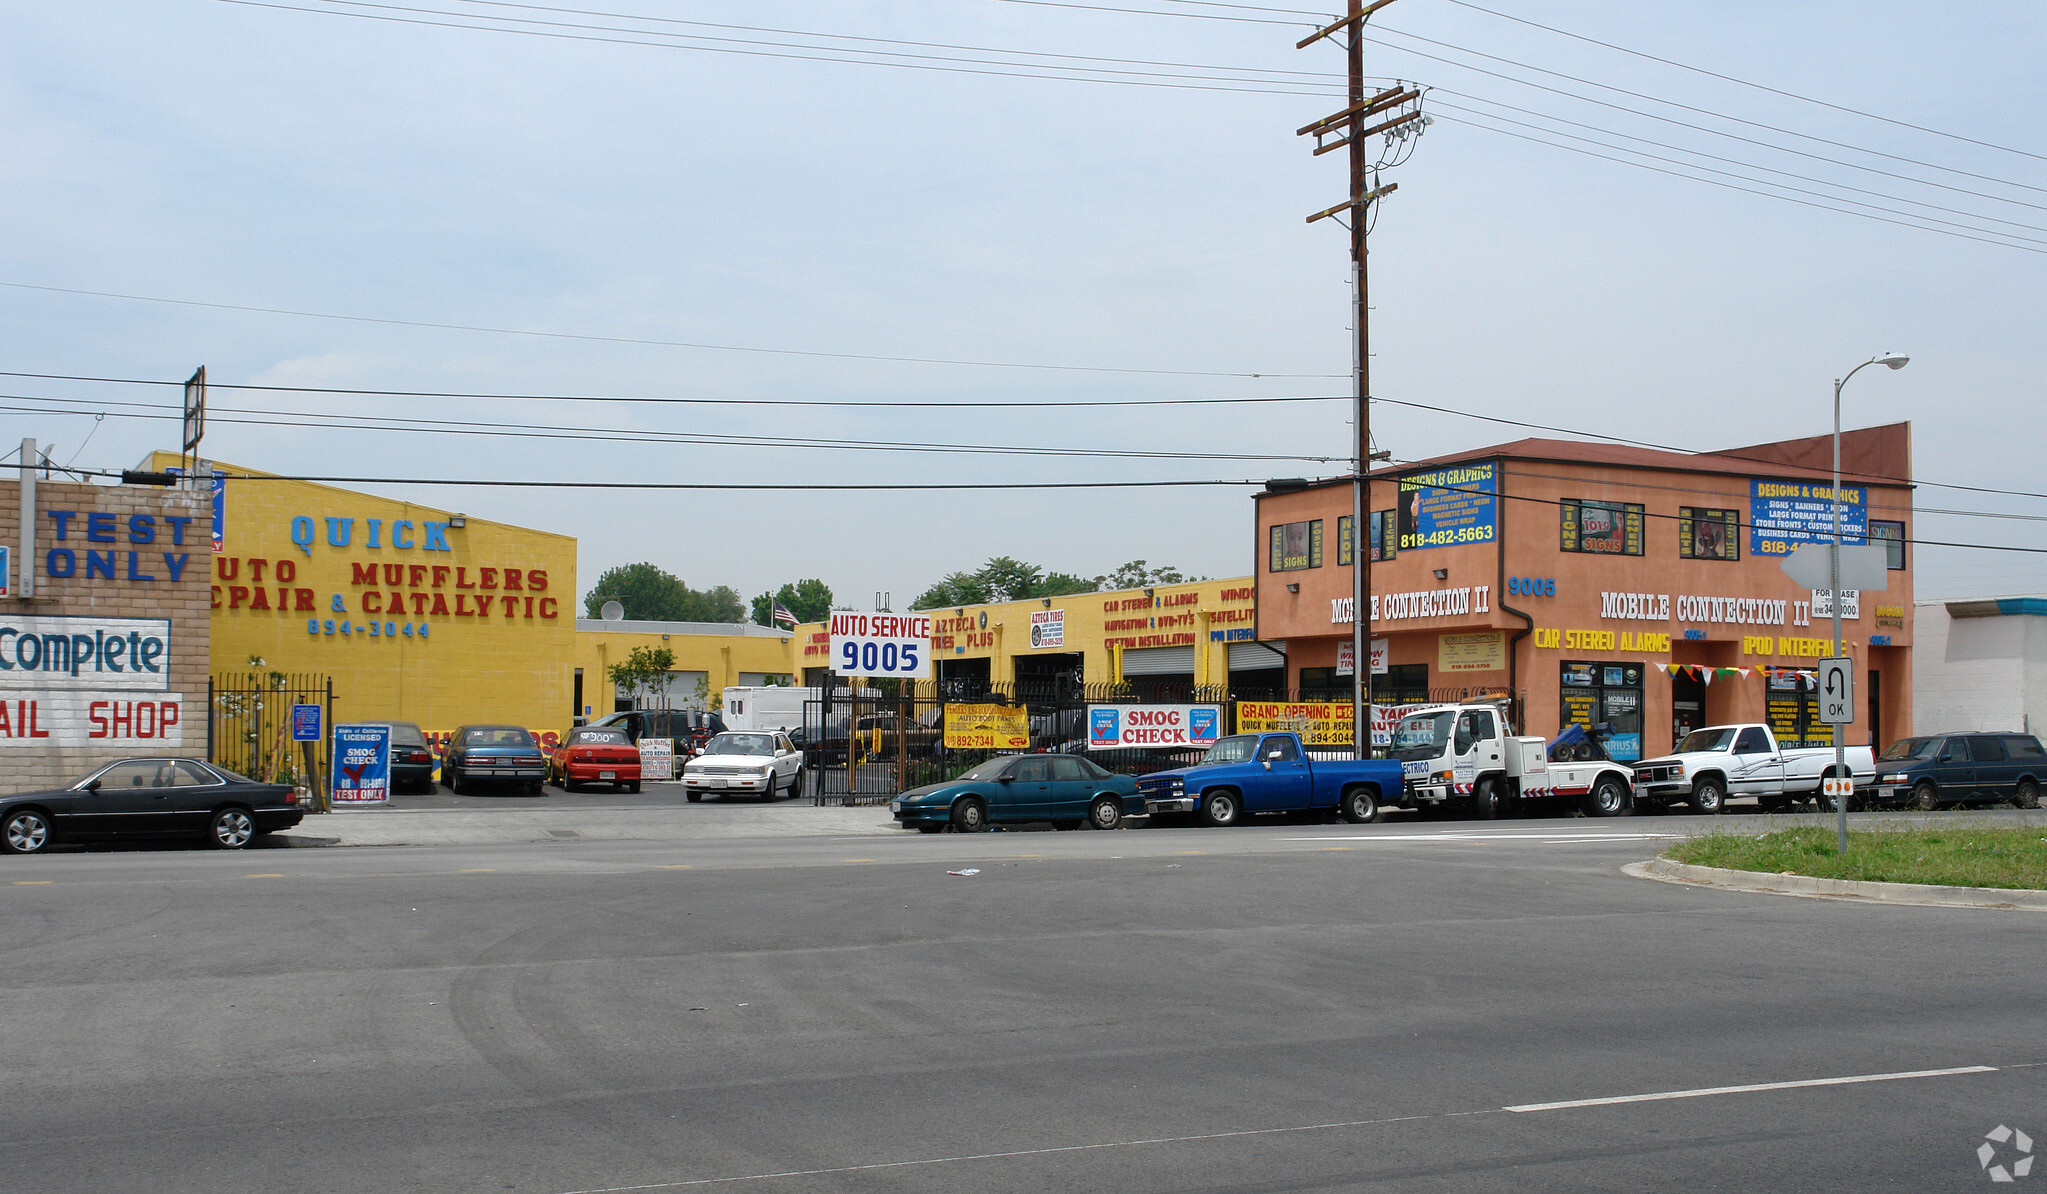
[{"xmin": 1298, "ymin": 0, "xmax": 1423, "ymax": 759}]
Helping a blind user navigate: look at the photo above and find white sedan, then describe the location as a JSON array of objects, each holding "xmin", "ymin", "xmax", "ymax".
[{"xmin": 681, "ymin": 731, "xmax": 806, "ymax": 801}]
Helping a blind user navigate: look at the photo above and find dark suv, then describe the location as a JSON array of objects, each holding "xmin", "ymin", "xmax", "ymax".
[
  {"xmin": 1870, "ymin": 732, "xmax": 2047, "ymax": 810},
  {"xmin": 592, "ymin": 709, "xmax": 727, "ymax": 756}
]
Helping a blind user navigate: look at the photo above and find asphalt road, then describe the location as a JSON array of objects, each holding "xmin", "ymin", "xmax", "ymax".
[{"xmin": 3, "ymin": 815, "xmax": 2040, "ymax": 1192}]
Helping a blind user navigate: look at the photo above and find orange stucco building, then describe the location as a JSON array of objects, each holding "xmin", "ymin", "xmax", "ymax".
[{"xmin": 1252, "ymin": 424, "xmax": 1914, "ymax": 761}]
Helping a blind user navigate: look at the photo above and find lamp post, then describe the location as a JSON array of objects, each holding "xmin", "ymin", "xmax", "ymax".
[{"xmin": 1829, "ymin": 352, "xmax": 1908, "ymax": 854}]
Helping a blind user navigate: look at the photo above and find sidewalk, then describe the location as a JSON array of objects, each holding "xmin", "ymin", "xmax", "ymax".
[{"xmin": 282, "ymin": 803, "xmax": 901, "ymax": 848}]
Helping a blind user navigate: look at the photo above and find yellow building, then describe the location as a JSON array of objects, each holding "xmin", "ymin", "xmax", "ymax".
[
  {"xmin": 571, "ymin": 618, "xmax": 797, "ymax": 719},
  {"xmin": 793, "ymin": 578, "xmax": 1271, "ymax": 697}
]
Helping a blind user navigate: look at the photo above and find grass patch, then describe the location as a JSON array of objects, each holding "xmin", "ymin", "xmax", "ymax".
[{"xmin": 1668, "ymin": 824, "xmax": 2047, "ymax": 890}]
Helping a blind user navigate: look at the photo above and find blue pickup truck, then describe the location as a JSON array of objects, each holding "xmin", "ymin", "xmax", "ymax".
[{"xmin": 1134, "ymin": 732, "xmax": 1405, "ymax": 826}]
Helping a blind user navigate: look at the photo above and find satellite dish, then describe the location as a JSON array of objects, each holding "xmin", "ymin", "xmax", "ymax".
[{"xmin": 600, "ymin": 600, "xmax": 625, "ymax": 622}]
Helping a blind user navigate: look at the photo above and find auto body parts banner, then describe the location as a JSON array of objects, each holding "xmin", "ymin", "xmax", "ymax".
[
  {"xmin": 1749, "ymin": 479, "xmax": 1867, "ymax": 556},
  {"xmin": 1398, "ymin": 463, "xmax": 1497, "ymax": 551},
  {"xmin": 943, "ymin": 703, "xmax": 1030, "ymax": 750},
  {"xmin": 1086, "ymin": 704, "xmax": 1221, "ymax": 750}
]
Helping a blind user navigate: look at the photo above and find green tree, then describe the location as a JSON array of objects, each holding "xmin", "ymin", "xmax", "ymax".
[
  {"xmin": 909, "ymin": 558, "xmax": 1106, "ymax": 610},
  {"xmin": 750, "ymin": 578, "xmax": 834, "ymax": 627},
  {"xmin": 584, "ymin": 563, "xmax": 747, "ymax": 623},
  {"xmin": 607, "ymin": 645, "xmax": 676, "ymax": 708},
  {"xmin": 1094, "ymin": 560, "xmax": 1198, "ymax": 591}
]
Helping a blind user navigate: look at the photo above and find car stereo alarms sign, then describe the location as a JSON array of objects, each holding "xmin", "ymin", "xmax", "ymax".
[
  {"xmin": 1087, "ymin": 705, "xmax": 1221, "ymax": 750},
  {"xmin": 829, "ymin": 612, "xmax": 931, "ymax": 678}
]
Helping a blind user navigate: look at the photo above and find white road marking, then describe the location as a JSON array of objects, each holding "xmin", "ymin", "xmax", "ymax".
[
  {"xmin": 1503, "ymin": 1065, "xmax": 1997, "ymax": 1113},
  {"xmin": 1282, "ymin": 832, "xmax": 1675, "ymax": 843}
]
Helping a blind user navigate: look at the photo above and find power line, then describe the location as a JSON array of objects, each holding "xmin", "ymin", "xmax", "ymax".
[
  {"xmin": 0, "ymin": 281, "xmax": 1341, "ymax": 380},
  {"xmin": 0, "ymin": 371, "xmax": 1350, "ymax": 408},
  {"xmin": 1438, "ymin": 0, "xmax": 2047, "ymax": 166},
  {"xmin": 77, "ymin": 466, "xmax": 1264, "ymax": 491}
]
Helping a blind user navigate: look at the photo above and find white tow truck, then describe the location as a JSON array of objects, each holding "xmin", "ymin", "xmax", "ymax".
[
  {"xmin": 1629, "ymin": 723, "xmax": 1876, "ymax": 814},
  {"xmin": 1390, "ymin": 702, "xmax": 1637, "ymax": 819}
]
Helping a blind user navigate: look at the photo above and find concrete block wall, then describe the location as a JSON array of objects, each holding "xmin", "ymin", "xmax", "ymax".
[{"xmin": 2, "ymin": 478, "xmax": 211, "ymax": 793}]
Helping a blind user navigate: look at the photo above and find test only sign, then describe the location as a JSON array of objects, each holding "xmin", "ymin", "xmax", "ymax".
[
  {"xmin": 331, "ymin": 723, "xmax": 392, "ymax": 805},
  {"xmin": 1088, "ymin": 705, "xmax": 1221, "ymax": 750},
  {"xmin": 829, "ymin": 612, "xmax": 932, "ymax": 678}
]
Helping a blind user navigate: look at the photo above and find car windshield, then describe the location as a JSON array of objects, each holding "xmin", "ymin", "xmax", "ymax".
[
  {"xmin": 703, "ymin": 733, "xmax": 775, "ymax": 756},
  {"xmin": 1677, "ymin": 728, "xmax": 1739, "ymax": 753},
  {"xmin": 464, "ymin": 727, "xmax": 535, "ymax": 748},
  {"xmin": 954, "ymin": 757, "xmax": 1020, "ymax": 781},
  {"xmin": 1879, "ymin": 737, "xmax": 1941, "ymax": 761},
  {"xmin": 389, "ymin": 724, "xmax": 427, "ymax": 746},
  {"xmin": 571, "ymin": 729, "xmax": 629, "ymax": 746},
  {"xmin": 1393, "ymin": 713, "xmax": 1455, "ymax": 752},
  {"xmin": 1200, "ymin": 736, "xmax": 1261, "ymax": 765}
]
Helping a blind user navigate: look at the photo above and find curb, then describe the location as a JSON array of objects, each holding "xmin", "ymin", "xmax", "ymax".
[{"xmin": 1624, "ymin": 857, "xmax": 2047, "ymax": 910}]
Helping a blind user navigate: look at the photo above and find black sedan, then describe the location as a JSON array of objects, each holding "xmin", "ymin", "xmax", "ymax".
[{"xmin": 2, "ymin": 758, "xmax": 304, "ymax": 854}]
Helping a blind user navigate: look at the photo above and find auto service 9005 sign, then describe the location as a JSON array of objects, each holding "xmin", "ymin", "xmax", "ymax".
[{"xmin": 829, "ymin": 612, "xmax": 932, "ymax": 678}]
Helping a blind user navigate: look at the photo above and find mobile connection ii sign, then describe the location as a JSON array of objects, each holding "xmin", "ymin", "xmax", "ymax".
[{"xmin": 828, "ymin": 612, "xmax": 932, "ymax": 678}]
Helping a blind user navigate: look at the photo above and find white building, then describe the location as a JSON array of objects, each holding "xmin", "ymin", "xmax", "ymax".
[{"xmin": 1913, "ymin": 597, "xmax": 2047, "ymax": 736}]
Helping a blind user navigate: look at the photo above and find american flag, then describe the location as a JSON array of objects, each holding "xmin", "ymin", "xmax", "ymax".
[{"xmin": 772, "ymin": 602, "xmax": 798, "ymax": 628}]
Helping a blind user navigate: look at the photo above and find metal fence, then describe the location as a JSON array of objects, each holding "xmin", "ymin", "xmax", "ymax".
[
  {"xmin": 208, "ymin": 672, "xmax": 332, "ymax": 798},
  {"xmin": 799, "ymin": 681, "xmax": 1521, "ymax": 805}
]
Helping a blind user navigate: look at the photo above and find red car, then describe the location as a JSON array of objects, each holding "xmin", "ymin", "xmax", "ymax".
[{"xmin": 550, "ymin": 726, "xmax": 642, "ymax": 792}]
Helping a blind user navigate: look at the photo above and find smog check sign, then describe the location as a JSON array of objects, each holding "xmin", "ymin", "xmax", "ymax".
[
  {"xmin": 1087, "ymin": 704, "xmax": 1221, "ymax": 750},
  {"xmin": 829, "ymin": 612, "xmax": 932, "ymax": 678}
]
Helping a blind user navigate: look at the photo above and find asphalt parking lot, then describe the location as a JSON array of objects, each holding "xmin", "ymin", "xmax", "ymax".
[{"xmin": 3, "ymin": 807, "xmax": 2041, "ymax": 1192}]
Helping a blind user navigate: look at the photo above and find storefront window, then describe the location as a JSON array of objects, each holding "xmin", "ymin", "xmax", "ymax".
[
  {"xmin": 1869, "ymin": 520, "xmax": 1906, "ymax": 570},
  {"xmin": 1766, "ymin": 672, "xmax": 1827, "ymax": 747},
  {"xmin": 1269, "ymin": 520, "xmax": 1323, "ymax": 572},
  {"xmin": 1560, "ymin": 499, "xmax": 1644, "ymax": 556},
  {"xmin": 1678, "ymin": 507, "xmax": 1739, "ymax": 561},
  {"xmin": 1560, "ymin": 660, "xmax": 1645, "ymax": 761}
]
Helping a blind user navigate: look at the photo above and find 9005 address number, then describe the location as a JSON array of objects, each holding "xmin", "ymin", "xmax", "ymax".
[{"xmin": 837, "ymin": 639, "xmax": 921, "ymax": 675}]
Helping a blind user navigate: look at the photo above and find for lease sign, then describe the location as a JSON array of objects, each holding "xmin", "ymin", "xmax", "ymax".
[{"xmin": 1087, "ymin": 704, "xmax": 1221, "ymax": 750}]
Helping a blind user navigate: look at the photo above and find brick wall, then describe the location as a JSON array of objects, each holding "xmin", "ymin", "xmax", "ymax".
[{"xmin": 1, "ymin": 478, "xmax": 211, "ymax": 793}]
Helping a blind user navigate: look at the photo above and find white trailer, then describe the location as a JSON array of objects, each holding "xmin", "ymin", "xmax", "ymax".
[{"xmin": 720, "ymin": 686, "xmax": 815, "ymax": 733}]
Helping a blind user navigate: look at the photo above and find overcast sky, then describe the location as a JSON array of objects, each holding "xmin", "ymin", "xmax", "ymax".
[{"xmin": 5, "ymin": 0, "xmax": 2043, "ymax": 608}]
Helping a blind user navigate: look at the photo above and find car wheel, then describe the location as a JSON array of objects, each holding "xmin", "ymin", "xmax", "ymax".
[
  {"xmin": 786, "ymin": 770, "xmax": 804, "ymax": 801},
  {"xmin": 1912, "ymin": 780, "xmax": 1940, "ymax": 811},
  {"xmin": 1692, "ymin": 777, "xmax": 1726, "ymax": 816},
  {"xmin": 1588, "ymin": 777, "xmax": 1627, "ymax": 818},
  {"xmin": 1341, "ymin": 787, "xmax": 1380, "ymax": 824},
  {"xmin": 1200, "ymin": 789, "xmax": 1240, "ymax": 827},
  {"xmin": 208, "ymin": 807, "xmax": 255, "ymax": 850},
  {"xmin": 563, "ymin": 778, "xmax": 580, "ymax": 792},
  {"xmin": 1473, "ymin": 779, "xmax": 1504, "ymax": 821},
  {"xmin": 1089, "ymin": 796, "xmax": 1123, "ymax": 831},
  {"xmin": 446, "ymin": 766, "xmax": 463, "ymax": 794},
  {"xmin": 3, "ymin": 808, "xmax": 53, "ymax": 854},
  {"xmin": 2015, "ymin": 779, "xmax": 2041, "ymax": 810},
  {"xmin": 951, "ymin": 796, "xmax": 988, "ymax": 833},
  {"xmin": 527, "ymin": 780, "xmax": 543, "ymax": 795},
  {"xmin": 917, "ymin": 824, "xmax": 945, "ymax": 834},
  {"xmin": 686, "ymin": 791, "xmax": 702, "ymax": 803}
]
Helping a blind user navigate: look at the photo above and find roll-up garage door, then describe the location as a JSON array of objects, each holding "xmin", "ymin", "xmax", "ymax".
[
  {"xmin": 1227, "ymin": 642, "xmax": 1286, "ymax": 671},
  {"xmin": 1121, "ymin": 646, "xmax": 1196, "ymax": 675}
]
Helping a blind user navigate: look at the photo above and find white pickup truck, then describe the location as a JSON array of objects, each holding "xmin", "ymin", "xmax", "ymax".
[
  {"xmin": 1392, "ymin": 702, "xmax": 1636, "ymax": 819},
  {"xmin": 1629, "ymin": 723, "xmax": 1876, "ymax": 814}
]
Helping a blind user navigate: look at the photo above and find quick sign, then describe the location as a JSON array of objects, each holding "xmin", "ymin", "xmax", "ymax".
[
  {"xmin": 1086, "ymin": 705, "xmax": 1221, "ymax": 750},
  {"xmin": 829, "ymin": 612, "xmax": 932, "ymax": 678},
  {"xmin": 332, "ymin": 723, "xmax": 393, "ymax": 805},
  {"xmin": 0, "ymin": 617, "xmax": 172, "ymax": 690}
]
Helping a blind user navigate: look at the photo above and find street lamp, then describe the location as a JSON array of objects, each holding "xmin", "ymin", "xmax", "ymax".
[{"xmin": 1829, "ymin": 352, "xmax": 1907, "ymax": 854}]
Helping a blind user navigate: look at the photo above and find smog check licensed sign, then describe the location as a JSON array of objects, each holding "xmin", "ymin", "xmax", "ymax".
[
  {"xmin": 1087, "ymin": 705, "xmax": 1221, "ymax": 750},
  {"xmin": 332, "ymin": 723, "xmax": 392, "ymax": 805}
]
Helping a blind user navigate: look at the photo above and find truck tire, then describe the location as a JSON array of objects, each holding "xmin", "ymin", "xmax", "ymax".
[
  {"xmin": 1201, "ymin": 789, "xmax": 1241, "ymax": 827},
  {"xmin": 2015, "ymin": 779, "xmax": 2041, "ymax": 810},
  {"xmin": 1692, "ymin": 776, "xmax": 1727, "ymax": 815},
  {"xmin": 1472, "ymin": 778, "xmax": 1504, "ymax": 821},
  {"xmin": 1586, "ymin": 776, "xmax": 1627, "ymax": 818},
  {"xmin": 1340, "ymin": 787, "xmax": 1380, "ymax": 824}
]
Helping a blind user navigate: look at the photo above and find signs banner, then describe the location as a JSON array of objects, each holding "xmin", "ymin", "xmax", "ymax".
[
  {"xmin": 828, "ymin": 611, "xmax": 932, "ymax": 678},
  {"xmin": 290, "ymin": 703, "xmax": 323, "ymax": 742},
  {"xmin": 332, "ymin": 722, "xmax": 392, "ymax": 805},
  {"xmin": 0, "ymin": 693, "xmax": 184, "ymax": 746},
  {"xmin": 1438, "ymin": 631, "xmax": 1506, "ymax": 673},
  {"xmin": 0, "ymin": 616, "xmax": 173, "ymax": 690},
  {"xmin": 639, "ymin": 737, "xmax": 675, "ymax": 780},
  {"xmin": 1750, "ymin": 479, "xmax": 1867, "ymax": 556},
  {"xmin": 1029, "ymin": 608, "xmax": 1065, "ymax": 649},
  {"xmin": 944, "ymin": 703, "xmax": 1030, "ymax": 750},
  {"xmin": 1397, "ymin": 463, "xmax": 1498, "ymax": 551},
  {"xmin": 1086, "ymin": 704, "xmax": 1221, "ymax": 750},
  {"xmin": 0, "ymin": 545, "xmax": 9, "ymax": 598}
]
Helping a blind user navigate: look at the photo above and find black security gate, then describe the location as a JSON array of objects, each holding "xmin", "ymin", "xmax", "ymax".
[{"xmin": 208, "ymin": 671, "xmax": 333, "ymax": 806}]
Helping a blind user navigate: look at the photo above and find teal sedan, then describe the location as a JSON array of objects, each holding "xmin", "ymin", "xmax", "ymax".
[{"xmin": 891, "ymin": 754, "xmax": 1143, "ymax": 833}]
